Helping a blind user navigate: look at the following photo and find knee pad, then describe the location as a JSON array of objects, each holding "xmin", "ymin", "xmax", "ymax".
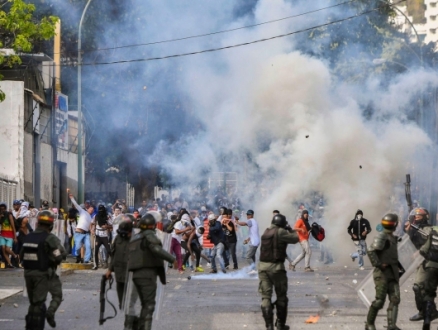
[
  {"xmin": 371, "ymin": 299, "xmax": 385, "ymax": 309},
  {"xmin": 261, "ymin": 299, "xmax": 272, "ymax": 309},
  {"xmin": 389, "ymin": 296, "xmax": 400, "ymax": 306},
  {"xmin": 413, "ymin": 283, "xmax": 423, "ymax": 293}
]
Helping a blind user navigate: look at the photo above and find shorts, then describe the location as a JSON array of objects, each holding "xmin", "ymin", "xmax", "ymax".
[{"xmin": 0, "ymin": 236, "xmax": 13, "ymax": 248}]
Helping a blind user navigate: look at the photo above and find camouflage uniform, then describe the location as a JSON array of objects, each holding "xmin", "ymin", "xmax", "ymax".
[
  {"xmin": 125, "ymin": 228, "xmax": 175, "ymax": 330},
  {"xmin": 258, "ymin": 224, "xmax": 299, "ymax": 330},
  {"xmin": 366, "ymin": 229, "xmax": 400, "ymax": 330},
  {"xmin": 20, "ymin": 227, "xmax": 66, "ymax": 330}
]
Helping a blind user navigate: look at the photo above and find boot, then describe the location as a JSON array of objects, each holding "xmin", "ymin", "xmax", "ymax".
[
  {"xmin": 387, "ymin": 305, "xmax": 401, "ymax": 330},
  {"xmin": 124, "ymin": 315, "xmax": 139, "ymax": 330},
  {"xmin": 46, "ymin": 310, "xmax": 57, "ymax": 328},
  {"xmin": 25, "ymin": 314, "xmax": 32, "ymax": 330},
  {"xmin": 365, "ymin": 306, "xmax": 378, "ymax": 330},
  {"xmin": 261, "ymin": 305, "xmax": 274, "ymax": 330},
  {"xmin": 422, "ymin": 301, "xmax": 436, "ymax": 330},
  {"xmin": 275, "ymin": 303, "xmax": 290, "ymax": 330},
  {"xmin": 410, "ymin": 287, "xmax": 424, "ymax": 321}
]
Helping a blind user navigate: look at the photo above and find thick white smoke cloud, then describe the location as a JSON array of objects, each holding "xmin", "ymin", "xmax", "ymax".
[{"xmin": 142, "ymin": 0, "xmax": 438, "ymax": 258}]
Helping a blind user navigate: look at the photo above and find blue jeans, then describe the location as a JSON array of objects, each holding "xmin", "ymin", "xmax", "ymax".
[
  {"xmin": 351, "ymin": 240, "xmax": 367, "ymax": 267},
  {"xmin": 211, "ymin": 242, "xmax": 226, "ymax": 272},
  {"xmin": 74, "ymin": 232, "xmax": 91, "ymax": 262}
]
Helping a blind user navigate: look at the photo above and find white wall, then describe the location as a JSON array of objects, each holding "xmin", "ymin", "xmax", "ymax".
[{"xmin": 0, "ymin": 81, "xmax": 24, "ymax": 197}]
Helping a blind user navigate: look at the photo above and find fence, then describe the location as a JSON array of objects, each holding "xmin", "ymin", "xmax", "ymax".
[{"xmin": 0, "ymin": 177, "xmax": 18, "ymax": 208}]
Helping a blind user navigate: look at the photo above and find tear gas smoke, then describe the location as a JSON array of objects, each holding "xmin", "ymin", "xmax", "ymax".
[{"xmin": 72, "ymin": 0, "xmax": 438, "ymax": 260}]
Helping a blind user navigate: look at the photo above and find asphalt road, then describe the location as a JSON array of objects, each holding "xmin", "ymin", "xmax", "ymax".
[{"xmin": 0, "ymin": 259, "xmax": 435, "ymax": 330}]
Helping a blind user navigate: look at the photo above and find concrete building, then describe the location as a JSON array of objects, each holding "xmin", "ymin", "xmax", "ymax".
[
  {"xmin": 0, "ymin": 54, "xmax": 84, "ymax": 210},
  {"xmin": 394, "ymin": 0, "xmax": 438, "ymax": 44}
]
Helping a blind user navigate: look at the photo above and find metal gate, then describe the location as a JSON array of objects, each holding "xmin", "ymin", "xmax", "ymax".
[{"xmin": 0, "ymin": 177, "xmax": 18, "ymax": 208}]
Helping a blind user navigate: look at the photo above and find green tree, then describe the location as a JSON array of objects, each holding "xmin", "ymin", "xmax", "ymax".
[{"xmin": 0, "ymin": 0, "xmax": 58, "ymax": 100}]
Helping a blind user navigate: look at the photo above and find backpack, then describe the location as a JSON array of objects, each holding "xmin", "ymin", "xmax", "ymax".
[
  {"xmin": 165, "ymin": 219, "xmax": 179, "ymax": 234},
  {"xmin": 310, "ymin": 222, "xmax": 325, "ymax": 242}
]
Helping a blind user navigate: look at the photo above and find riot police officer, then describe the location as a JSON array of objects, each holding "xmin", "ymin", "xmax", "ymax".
[
  {"xmin": 125, "ymin": 213, "xmax": 175, "ymax": 330},
  {"xmin": 105, "ymin": 220, "xmax": 133, "ymax": 308},
  {"xmin": 365, "ymin": 213, "xmax": 401, "ymax": 330},
  {"xmin": 405, "ymin": 207, "xmax": 438, "ymax": 328},
  {"xmin": 20, "ymin": 210, "xmax": 66, "ymax": 330},
  {"xmin": 258, "ymin": 214, "xmax": 299, "ymax": 330}
]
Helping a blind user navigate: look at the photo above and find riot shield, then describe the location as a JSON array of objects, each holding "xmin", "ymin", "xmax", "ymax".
[{"xmin": 357, "ymin": 234, "xmax": 423, "ymax": 307}]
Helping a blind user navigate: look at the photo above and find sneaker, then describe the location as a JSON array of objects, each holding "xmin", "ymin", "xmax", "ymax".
[
  {"xmin": 221, "ymin": 269, "xmax": 227, "ymax": 274},
  {"xmin": 304, "ymin": 267, "xmax": 314, "ymax": 272},
  {"xmin": 6, "ymin": 263, "xmax": 15, "ymax": 269},
  {"xmin": 195, "ymin": 266, "xmax": 204, "ymax": 272},
  {"xmin": 207, "ymin": 262, "xmax": 212, "ymax": 269},
  {"xmin": 225, "ymin": 265, "xmax": 229, "ymax": 269},
  {"xmin": 359, "ymin": 266, "xmax": 365, "ymax": 270},
  {"xmin": 247, "ymin": 270, "xmax": 258, "ymax": 275},
  {"xmin": 84, "ymin": 260, "xmax": 92, "ymax": 264},
  {"xmin": 210, "ymin": 269, "xmax": 217, "ymax": 274},
  {"xmin": 182, "ymin": 265, "xmax": 186, "ymax": 270},
  {"xmin": 92, "ymin": 266, "xmax": 98, "ymax": 270},
  {"xmin": 233, "ymin": 266, "xmax": 238, "ymax": 270}
]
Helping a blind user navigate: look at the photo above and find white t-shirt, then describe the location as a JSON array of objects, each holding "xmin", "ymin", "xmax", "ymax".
[
  {"xmin": 171, "ymin": 221, "xmax": 185, "ymax": 243},
  {"xmin": 247, "ymin": 218, "xmax": 260, "ymax": 246},
  {"xmin": 193, "ymin": 216, "xmax": 201, "ymax": 228},
  {"xmin": 70, "ymin": 197, "xmax": 92, "ymax": 232}
]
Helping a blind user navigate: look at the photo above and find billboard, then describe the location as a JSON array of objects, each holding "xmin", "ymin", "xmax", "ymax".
[{"xmin": 55, "ymin": 92, "xmax": 68, "ymax": 150}]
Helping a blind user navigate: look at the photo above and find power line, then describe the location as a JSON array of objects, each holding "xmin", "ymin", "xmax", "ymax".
[
  {"xmin": 76, "ymin": 0, "xmax": 359, "ymax": 54},
  {"xmin": 52, "ymin": 0, "xmax": 402, "ymax": 67}
]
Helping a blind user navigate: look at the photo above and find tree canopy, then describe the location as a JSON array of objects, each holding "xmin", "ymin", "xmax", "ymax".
[{"xmin": 0, "ymin": 0, "xmax": 58, "ymax": 100}]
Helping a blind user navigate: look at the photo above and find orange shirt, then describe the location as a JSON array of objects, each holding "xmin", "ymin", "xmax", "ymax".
[{"xmin": 294, "ymin": 218, "xmax": 309, "ymax": 242}]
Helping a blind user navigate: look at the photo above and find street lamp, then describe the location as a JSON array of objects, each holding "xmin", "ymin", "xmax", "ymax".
[{"xmin": 77, "ymin": 0, "xmax": 93, "ymax": 203}]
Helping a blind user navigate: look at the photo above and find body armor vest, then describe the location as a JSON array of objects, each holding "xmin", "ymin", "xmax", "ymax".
[
  {"xmin": 113, "ymin": 235, "xmax": 130, "ymax": 282},
  {"xmin": 127, "ymin": 231, "xmax": 164, "ymax": 271},
  {"xmin": 260, "ymin": 227, "xmax": 286, "ymax": 263},
  {"xmin": 422, "ymin": 226, "xmax": 438, "ymax": 263},
  {"xmin": 376, "ymin": 234, "xmax": 398, "ymax": 265},
  {"xmin": 22, "ymin": 231, "xmax": 50, "ymax": 271}
]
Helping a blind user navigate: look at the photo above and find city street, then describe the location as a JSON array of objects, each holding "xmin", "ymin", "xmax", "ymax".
[{"xmin": 0, "ymin": 258, "xmax": 431, "ymax": 330}]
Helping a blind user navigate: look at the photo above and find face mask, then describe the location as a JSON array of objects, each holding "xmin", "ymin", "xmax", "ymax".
[{"xmin": 357, "ymin": 214, "xmax": 362, "ymax": 220}]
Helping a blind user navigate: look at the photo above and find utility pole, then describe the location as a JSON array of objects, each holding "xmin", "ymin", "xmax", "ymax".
[{"xmin": 77, "ymin": 0, "xmax": 93, "ymax": 203}]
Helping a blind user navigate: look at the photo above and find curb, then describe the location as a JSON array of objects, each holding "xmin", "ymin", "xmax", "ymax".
[{"xmin": 61, "ymin": 263, "xmax": 93, "ymax": 271}]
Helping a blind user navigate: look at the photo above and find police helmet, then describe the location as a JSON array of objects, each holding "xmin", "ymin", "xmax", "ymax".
[
  {"xmin": 138, "ymin": 213, "xmax": 156, "ymax": 230},
  {"xmin": 413, "ymin": 207, "xmax": 429, "ymax": 223},
  {"xmin": 272, "ymin": 214, "xmax": 287, "ymax": 228},
  {"xmin": 381, "ymin": 213, "xmax": 398, "ymax": 231},
  {"xmin": 117, "ymin": 220, "xmax": 133, "ymax": 237},
  {"xmin": 37, "ymin": 210, "xmax": 55, "ymax": 225}
]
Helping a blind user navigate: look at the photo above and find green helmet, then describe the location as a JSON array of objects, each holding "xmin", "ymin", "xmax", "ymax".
[
  {"xmin": 271, "ymin": 214, "xmax": 287, "ymax": 228},
  {"xmin": 381, "ymin": 213, "xmax": 398, "ymax": 231},
  {"xmin": 138, "ymin": 213, "xmax": 156, "ymax": 231},
  {"xmin": 117, "ymin": 220, "xmax": 133, "ymax": 238},
  {"xmin": 37, "ymin": 210, "xmax": 55, "ymax": 226}
]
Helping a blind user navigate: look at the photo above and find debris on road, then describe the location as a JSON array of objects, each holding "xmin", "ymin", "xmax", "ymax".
[{"xmin": 305, "ymin": 315, "xmax": 320, "ymax": 323}]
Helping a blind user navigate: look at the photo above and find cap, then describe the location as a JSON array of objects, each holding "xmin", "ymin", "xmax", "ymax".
[
  {"xmin": 208, "ymin": 214, "xmax": 216, "ymax": 221},
  {"xmin": 13, "ymin": 199, "xmax": 21, "ymax": 205},
  {"xmin": 246, "ymin": 209, "xmax": 254, "ymax": 215}
]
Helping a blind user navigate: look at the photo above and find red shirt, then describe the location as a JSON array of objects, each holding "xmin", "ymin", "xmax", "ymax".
[{"xmin": 294, "ymin": 218, "xmax": 309, "ymax": 242}]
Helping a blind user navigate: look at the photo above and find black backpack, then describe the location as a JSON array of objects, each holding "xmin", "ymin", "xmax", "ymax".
[{"xmin": 165, "ymin": 219, "xmax": 180, "ymax": 234}]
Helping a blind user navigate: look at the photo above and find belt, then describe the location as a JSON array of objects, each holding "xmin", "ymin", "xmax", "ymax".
[{"xmin": 75, "ymin": 229, "xmax": 90, "ymax": 234}]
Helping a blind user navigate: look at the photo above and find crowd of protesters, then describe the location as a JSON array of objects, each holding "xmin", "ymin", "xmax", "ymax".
[{"xmin": 0, "ymin": 189, "xmax": 333, "ymax": 275}]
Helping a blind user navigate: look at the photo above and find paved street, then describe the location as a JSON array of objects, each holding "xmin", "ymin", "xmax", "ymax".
[{"xmin": 0, "ymin": 256, "xmax": 434, "ymax": 330}]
